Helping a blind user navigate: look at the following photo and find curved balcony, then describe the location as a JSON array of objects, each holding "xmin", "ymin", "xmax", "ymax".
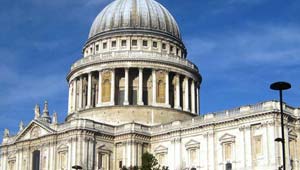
[{"xmin": 71, "ymin": 51, "xmax": 198, "ymax": 72}]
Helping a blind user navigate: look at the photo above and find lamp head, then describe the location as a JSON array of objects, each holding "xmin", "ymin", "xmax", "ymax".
[{"xmin": 270, "ymin": 82, "xmax": 291, "ymax": 91}]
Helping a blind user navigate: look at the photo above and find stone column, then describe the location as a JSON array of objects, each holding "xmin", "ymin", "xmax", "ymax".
[
  {"xmin": 124, "ymin": 68, "xmax": 129, "ymax": 105},
  {"xmin": 68, "ymin": 82, "xmax": 72, "ymax": 114},
  {"xmin": 138, "ymin": 68, "xmax": 144, "ymax": 105},
  {"xmin": 184, "ymin": 77, "xmax": 190, "ymax": 112},
  {"xmin": 152, "ymin": 70, "xmax": 157, "ymax": 106},
  {"xmin": 191, "ymin": 80, "xmax": 196, "ymax": 114},
  {"xmin": 97, "ymin": 71, "xmax": 102, "ymax": 106},
  {"xmin": 165, "ymin": 71, "xmax": 170, "ymax": 107},
  {"xmin": 111, "ymin": 69, "xmax": 115, "ymax": 105},
  {"xmin": 73, "ymin": 79, "xmax": 77, "ymax": 111},
  {"xmin": 87, "ymin": 73, "xmax": 92, "ymax": 108},
  {"xmin": 78, "ymin": 76, "xmax": 83, "ymax": 109},
  {"xmin": 174, "ymin": 74, "xmax": 181, "ymax": 110},
  {"xmin": 196, "ymin": 86, "xmax": 200, "ymax": 114}
]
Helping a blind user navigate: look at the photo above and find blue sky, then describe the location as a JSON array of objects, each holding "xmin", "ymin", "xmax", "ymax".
[{"xmin": 0, "ymin": 0, "xmax": 299, "ymax": 135}]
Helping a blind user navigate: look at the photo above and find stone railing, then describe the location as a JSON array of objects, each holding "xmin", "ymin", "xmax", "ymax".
[{"xmin": 71, "ymin": 50, "xmax": 198, "ymax": 71}]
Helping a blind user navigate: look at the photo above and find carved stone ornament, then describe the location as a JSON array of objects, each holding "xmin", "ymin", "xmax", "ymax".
[{"xmin": 30, "ymin": 127, "xmax": 41, "ymax": 138}]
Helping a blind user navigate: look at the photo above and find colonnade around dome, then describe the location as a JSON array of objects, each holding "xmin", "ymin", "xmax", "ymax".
[{"xmin": 68, "ymin": 67, "xmax": 200, "ymax": 116}]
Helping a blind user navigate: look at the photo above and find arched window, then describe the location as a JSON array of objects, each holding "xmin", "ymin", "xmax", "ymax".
[
  {"xmin": 59, "ymin": 151, "xmax": 67, "ymax": 170},
  {"xmin": 32, "ymin": 150, "xmax": 40, "ymax": 170},
  {"xmin": 157, "ymin": 80, "xmax": 165, "ymax": 103},
  {"xmin": 102, "ymin": 79, "xmax": 111, "ymax": 102}
]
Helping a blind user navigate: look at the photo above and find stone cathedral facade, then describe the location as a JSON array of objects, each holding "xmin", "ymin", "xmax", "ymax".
[{"xmin": 1, "ymin": 0, "xmax": 300, "ymax": 169}]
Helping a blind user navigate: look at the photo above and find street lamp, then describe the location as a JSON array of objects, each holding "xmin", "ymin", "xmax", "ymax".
[
  {"xmin": 72, "ymin": 165, "xmax": 83, "ymax": 170},
  {"xmin": 270, "ymin": 81, "xmax": 291, "ymax": 170}
]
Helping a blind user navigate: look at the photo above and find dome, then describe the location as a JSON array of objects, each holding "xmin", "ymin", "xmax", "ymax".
[{"xmin": 89, "ymin": 0, "xmax": 181, "ymax": 40}]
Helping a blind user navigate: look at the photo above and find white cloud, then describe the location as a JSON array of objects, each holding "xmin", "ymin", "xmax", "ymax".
[{"xmin": 186, "ymin": 24, "xmax": 300, "ymax": 70}]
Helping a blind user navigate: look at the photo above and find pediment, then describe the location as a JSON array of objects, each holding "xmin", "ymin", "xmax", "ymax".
[
  {"xmin": 185, "ymin": 139, "xmax": 200, "ymax": 149},
  {"xmin": 15, "ymin": 120, "xmax": 55, "ymax": 142},
  {"xmin": 154, "ymin": 145, "xmax": 168, "ymax": 154},
  {"xmin": 219, "ymin": 133, "xmax": 236, "ymax": 143}
]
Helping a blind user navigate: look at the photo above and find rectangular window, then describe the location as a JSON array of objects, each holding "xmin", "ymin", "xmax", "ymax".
[
  {"xmin": 132, "ymin": 40, "xmax": 138, "ymax": 46},
  {"xmin": 254, "ymin": 136, "xmax": 262, "ymax": 156},
  {"xmin": 143, "ymin": 40, "xmax": 148, "ymax": 47},
  {"xmin": 190, "ymin": 149, "xmax": 197, "ymax": 165},
  {"xmin": 224, "ymin": 143, "xmax": 232, "ymax": 160},
  {"xmin": 119, "ymin": 161, "xmax": 122, "ymax": 168},
  {"xmin": 153, "ymin": 41, "xmax": 158, "ymax": 48},
  {"xmin": 96, "ymin": 45, "xmax": 99, "ymax": 51},
  {"xmin": 103, "ymin": 42, "xmax": 107, "ymax": 49},
  {"xmin": 121, "ymin": 40, "xmax": 127, "ymax": 47},
  {"xmin": 170, "ymin": 45, "xmax": 174, "ymax": 53},
  {"xmin": 111, "ymin": 41, "xmax": 117, "ymax": 48}
]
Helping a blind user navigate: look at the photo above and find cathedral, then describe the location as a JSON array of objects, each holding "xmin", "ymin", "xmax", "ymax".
[{"xmin": 1, "ymin": 0, "xmax": 299, "ymax": 169}]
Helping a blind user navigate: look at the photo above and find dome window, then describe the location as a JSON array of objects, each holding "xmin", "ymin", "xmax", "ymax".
[
  {"xmin": 143, "ymin": 40, "xmax": 148, "ymax": 47},
  {"xmin": 103, "ymin": 42, "xmax": 107, "ymax": 49},
  {"xmin": 95, "ymin": 45, "xmax": 99, "ymax": 51},
  {"xmin": 170, "ymin": 45, "xmax": 174, "ymax": 53},
  {"xmin": 162, "ymin": 43, "xmax": 166, "ymax": 50},
  {"xmin": 121, "ymin": 40, "xmax": 127, "ymax": 47},
  {"xmin": 132, "ymin": 40, "xmax": 138, "ymax": 46},
  {"xmin": 153, "ymin": 41, "xmax": 158, "ymax": 48},
  {"xmin": 111, "ymin": 41, "xmax": 117, "ymax": 48}
]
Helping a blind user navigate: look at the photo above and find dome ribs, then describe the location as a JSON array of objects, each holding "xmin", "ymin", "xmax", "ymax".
[{"xmin": 88, "ymin": 0, "xmax": 181, "ymax": 40}]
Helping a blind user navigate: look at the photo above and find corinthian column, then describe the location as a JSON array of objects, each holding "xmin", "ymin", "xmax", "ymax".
[
  {"xmin": 78, "ymin": 76, "xmax": 83, "ymax": 109},
  {"xmin": 73, "ymin": 79, "xmax": 77, "ymax": 111},
  {"xmin": 138, "ymin": 68, "xmax": 144, "ymax": 105},
  {"xmin": 174, "ymin": 74, "xmax": 181, "ymax": 110},
  {"xmin": 68, "ymin": 82, "xmax": 72, "ymax": 114},
  {"xmin": 191, "ymin": 80, "xmax": 196, "ymax": 114},
  {"xmin": 184, "ymin": 77, "xmax": 190, "ymax": 112},
  {"xmin": 97, "ymin": 71, "xmax": 102, "ymax": 107},
  {"xmin": 111, "ymin": 69, "xmax": 115, "ymax": 105},
  {"xmin": 196, "ymin": 86, "xmax": 200, "ymax": 114},
  {"xmin": 87, "ymin": 73, "xmax": 92, "ymax": 108},
  {"xmin": 124, "ymin": 68, "xmax": 129, "ymax": 105},
  {"xmin": 152, "ymin": 69, "xmax": 157, "ymax": 106},
  {"xmin": 165, "ymin": 71, "xmax": 170, "ymax": 107}
]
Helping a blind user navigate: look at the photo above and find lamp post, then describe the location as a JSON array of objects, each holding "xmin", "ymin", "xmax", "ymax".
[{"xmin": 270, "ymin": 81, "xmax": 291, "ymax": 170}]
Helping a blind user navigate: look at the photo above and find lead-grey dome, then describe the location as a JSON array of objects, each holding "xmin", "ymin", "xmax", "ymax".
[{"xmin": 89, "ymin": 0, "xmax": 181, "ymax": 40}]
